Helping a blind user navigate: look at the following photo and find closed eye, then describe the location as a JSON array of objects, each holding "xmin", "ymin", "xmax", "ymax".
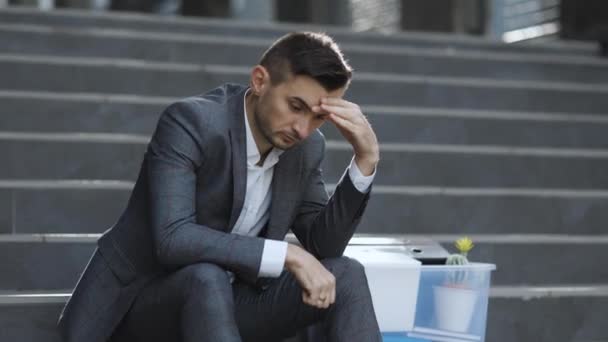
[
  {"xmin": 288, "ymin": 96, "xmax": 313, "ymax": 114},
  {"xmin": 290, "ymin": 102, "xmax": 303, "ymax": 113}
]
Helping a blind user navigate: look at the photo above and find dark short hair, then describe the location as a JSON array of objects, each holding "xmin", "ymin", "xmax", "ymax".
[{"xmin": 259, "ymin": 32, "xmax": 353, "ymax": 91}]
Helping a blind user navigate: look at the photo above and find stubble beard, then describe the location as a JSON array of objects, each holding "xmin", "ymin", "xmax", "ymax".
[
  {"xmin": 253, "ymin": 104, "xmax": 294, "ymax": 150},
  {"xmin": 253, "ymin": 106, "xmax": 281, "ymax": 149}
]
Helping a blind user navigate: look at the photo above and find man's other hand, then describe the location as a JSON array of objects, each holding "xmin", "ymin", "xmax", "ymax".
[{"xmin": 285, "ymin": 244, "xmax": 336, "ymax": 309}]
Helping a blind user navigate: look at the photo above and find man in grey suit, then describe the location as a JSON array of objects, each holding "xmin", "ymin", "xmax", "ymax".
[{"xmin": 58, "ymin": 32, "xmax": 382, "ymax": 341}]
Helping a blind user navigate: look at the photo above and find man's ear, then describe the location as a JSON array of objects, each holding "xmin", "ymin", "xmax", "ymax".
[{"xmin": 250, "ymin": 65, "xmax": 270, "ymax": 96}]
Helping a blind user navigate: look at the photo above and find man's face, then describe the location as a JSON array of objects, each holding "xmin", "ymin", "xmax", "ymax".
[{"xmin": 254, "ymin": 74, "xmax": 346, "ymax": 150}]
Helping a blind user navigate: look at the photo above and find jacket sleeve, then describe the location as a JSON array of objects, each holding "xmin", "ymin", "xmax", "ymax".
[
  {"xmin": 290, "ymin": 138, "xmax": 372, "ymax": 259},
  {"xmin": 146, "ymin": 102, "xmax": 265, "ymax": 281}
]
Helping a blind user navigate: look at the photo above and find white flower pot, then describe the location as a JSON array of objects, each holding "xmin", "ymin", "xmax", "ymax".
[{"xmin": 433, "ymin": 285, "xmax": 479, "ymax": 333}]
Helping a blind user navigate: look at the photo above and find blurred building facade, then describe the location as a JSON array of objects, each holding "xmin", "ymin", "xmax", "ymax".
[{"xmin": 2, "ymin": 0, "xmax": 607, "ymax": 48}]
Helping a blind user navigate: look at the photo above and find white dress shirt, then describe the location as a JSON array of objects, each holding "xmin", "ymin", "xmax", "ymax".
[{"xmin": 232, "ymin": 89, "xmax": 376, "ymax": 278}]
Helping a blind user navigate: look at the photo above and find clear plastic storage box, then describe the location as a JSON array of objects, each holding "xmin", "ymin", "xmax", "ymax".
[{"xmin": 383, "ymin": 263, "xmax": 496, "ymax": 342}]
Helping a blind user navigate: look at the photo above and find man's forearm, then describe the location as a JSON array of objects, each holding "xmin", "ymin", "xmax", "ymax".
[{"xmin": 292, "ymin": 169, "xmax": 371, "ymax": 259}]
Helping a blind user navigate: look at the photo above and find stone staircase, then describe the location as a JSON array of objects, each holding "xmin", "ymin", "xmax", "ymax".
[{"xmin": 1, "ymin": 6, "xmax": 608, "ymax": 342}]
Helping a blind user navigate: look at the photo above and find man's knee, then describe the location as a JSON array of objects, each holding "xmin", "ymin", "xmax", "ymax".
[
  {"xmin": 320, "ymin": 256, "xmax": 372, "ymax": 310},
  {"xmin": 324, "ymin": 256, "xmax": 367, "ymax": 288},
  {"xmin": 179, "ymin": 263, "xmax": 231, "ymax": 296}
]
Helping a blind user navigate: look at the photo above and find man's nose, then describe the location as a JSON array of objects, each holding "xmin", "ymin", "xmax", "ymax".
[{"xmin": 293, "ymin": 117, "xmax": 312, "ymax": 140}]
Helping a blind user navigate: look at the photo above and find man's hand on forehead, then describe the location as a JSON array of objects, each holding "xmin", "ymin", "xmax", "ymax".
[
  {"xmin": 314, "ymin": 97, "xmax": 364, "ymax": 125},
  {"xmin": 312, "ymin": 97, "xmax": 379, "ymax": 176}
]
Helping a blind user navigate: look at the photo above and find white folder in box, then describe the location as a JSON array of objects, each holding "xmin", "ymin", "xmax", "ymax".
[{"xmin": 343, "ymin": 245, "xmax": 421, "ymax": 332}]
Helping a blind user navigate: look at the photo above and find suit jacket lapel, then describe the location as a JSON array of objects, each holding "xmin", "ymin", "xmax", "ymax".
[
  {"xmin": 227, "ymin": 86, "xmax": 248, "ymax": 231},
  {"xmin": 265, "ymin": 150, "xmax": 303, "ymax": 240}
]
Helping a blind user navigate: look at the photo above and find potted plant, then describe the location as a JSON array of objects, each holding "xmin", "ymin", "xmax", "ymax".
[{"xmin": 433, "ymin": 237, "xmax": 479, "ymax": 333}]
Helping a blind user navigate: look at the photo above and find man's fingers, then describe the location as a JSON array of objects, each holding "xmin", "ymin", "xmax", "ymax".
[
  {"xmin": 302, "ymin": 280, "xmax": 335, "ymax": 309},
  {"xmin": 304, "ymin": 283, "xmax": 324, "ymax": 307},
  {"xmin": 319, "ymin": 273, "xmax": 336, "ymax": 308},
  {"xmin": 321, "ymin": 291, "xmax": 332, "ymax": 308},
  {"xmin": 302, "ymin": 294, "xmax": 333, "ymax": 309},
  {"xmin": 311, "ymin": 105, "xmax": 327, "ymax": 113},
  {"xmin": 303, "ymin": 292, "xmax": 317, "ymax": 307},
  {"xmin": 321, "ymin": 97, "xmax": 355, "ymax": 108},
  {"xmin": 320, "ymin": 103, "xmax": 352, "ymax": 118},
  {"xmin": 291, "ymin": 249, "xmax": 337, "ymax": 309},
  {"xmin": 319, "ymin": 293, "xmax": 333, "ymax": 308},
  {"xmin": 317, "ymin": 291, "xmax": 331, "ymax": 309},
  {"xmin": 322, "ymin": 103, "xmax": 368, "ymax": 130},
  {"xmin": 327, "ymin": 274, "xmax": 336, "ymax": 305},
  {"xmin": 303, "ymin": 292, "xmax": 326, "ymax": 309},
  {"xmin": 327, "ymin": 113, "xmax": 354, "ymax": 131}
]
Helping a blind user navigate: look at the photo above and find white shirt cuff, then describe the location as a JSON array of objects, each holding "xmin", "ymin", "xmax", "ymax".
[
  {"xmin": 258, "ymin": 239, "xmax": 288, "ymax": 278},
  {"xmin": 348, "ymin": 157, "xmax": 376, "ymax": 193}
]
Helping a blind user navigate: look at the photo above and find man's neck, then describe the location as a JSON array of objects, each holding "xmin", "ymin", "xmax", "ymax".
[{"xmin": 245, "ymin": 91, "xmax": 273, "ymax": 165}]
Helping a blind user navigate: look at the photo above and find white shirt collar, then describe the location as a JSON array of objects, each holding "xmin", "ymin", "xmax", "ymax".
[{"xmin": 243, "ymin": 88, "xmax": 284, "ymax": 168}]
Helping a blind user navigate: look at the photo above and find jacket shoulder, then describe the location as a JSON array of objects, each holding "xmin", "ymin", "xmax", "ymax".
[{"xmin": 158, "ymin": 84, "xmax": 245, "ymax": 138}]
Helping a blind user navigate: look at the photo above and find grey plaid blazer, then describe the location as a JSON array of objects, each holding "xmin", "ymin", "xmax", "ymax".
[{"xmin": 57, "ymin": 83, "xmax": 371, "ymax": 342}]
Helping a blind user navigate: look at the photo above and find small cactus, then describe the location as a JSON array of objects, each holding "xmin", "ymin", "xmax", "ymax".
[
  {"xmin": 445, "ymin": 237, "xmax": 475, "ymax": 285},
  {"xmin": 454, "ymin": 237, "xmax": 474, "ymax": 256},
  {"xmin": 446, "ymin": 253, "xmax": 469, "ymax": 266}
]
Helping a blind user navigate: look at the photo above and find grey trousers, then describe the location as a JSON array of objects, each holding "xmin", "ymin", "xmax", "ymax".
[{"xmin": 110, "ymin": 256, "xmax": 382, "ymax": 342}]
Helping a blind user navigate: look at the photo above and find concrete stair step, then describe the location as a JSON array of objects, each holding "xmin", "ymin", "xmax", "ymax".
[
  {"xmin": 0, "ymin": 297, "xmax": 63, "ymax": 342},
  {"xmin": 0, "ymin": 239, "xmax": 95, "ymax": 291},
  {"xmin": 1, "ymin": 287, "xmax": 607, "ymax": 342},
  {"xmin": 365, "ymin": 189, "xmax": 608, "ymax": 235},
  {"xmin": 0, "ymin": 180, "xmax": 131, "ymax": 235},
  {"xmin": 3, "ymin": 136, "xmax": 608, "ymax": 188},
  {"xmin": 4, "ymin": 91, "xmax": 608, "ymax": 149},
  {"xmin": 327, "ymin": 142, "xmax": 608, "ymax": 189},
  {"xmin": 0, "ymin": 295, "xmax": 298, "ymax": 342},
  {"xmin": 3, "ymin": 55, "xmax": 608, "ymax": 113},
  {"xmin": 2, "ymin": 24, "xmax": 608, "ymax": 84},
  {"xmin": 0, "ymin": 7, "xmax": 597, "ymax": 57},
  {"xmin": 487, "ymin": 294, "xmax": 608, "ymax": 342},
  {"xmin": 3, "ymin": 180, "xmax": 608, "ymax": 235},
  {"xmin": 1, "ymin": 234, "xmax": 607, "ymax": 290},
  {"xmin": 0, "ymin": 92, "xmax": 163, "ymax": 136}
]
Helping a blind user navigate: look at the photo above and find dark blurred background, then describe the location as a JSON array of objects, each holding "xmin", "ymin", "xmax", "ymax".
[{"xmin": 4, "ymin": 0, "xmax": 608, "ymax": 48}]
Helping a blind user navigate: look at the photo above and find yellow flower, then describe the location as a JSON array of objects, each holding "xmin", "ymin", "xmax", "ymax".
[{"xmin": 455, "ymin": 237, "xmax": 474, "ymax": 254}]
